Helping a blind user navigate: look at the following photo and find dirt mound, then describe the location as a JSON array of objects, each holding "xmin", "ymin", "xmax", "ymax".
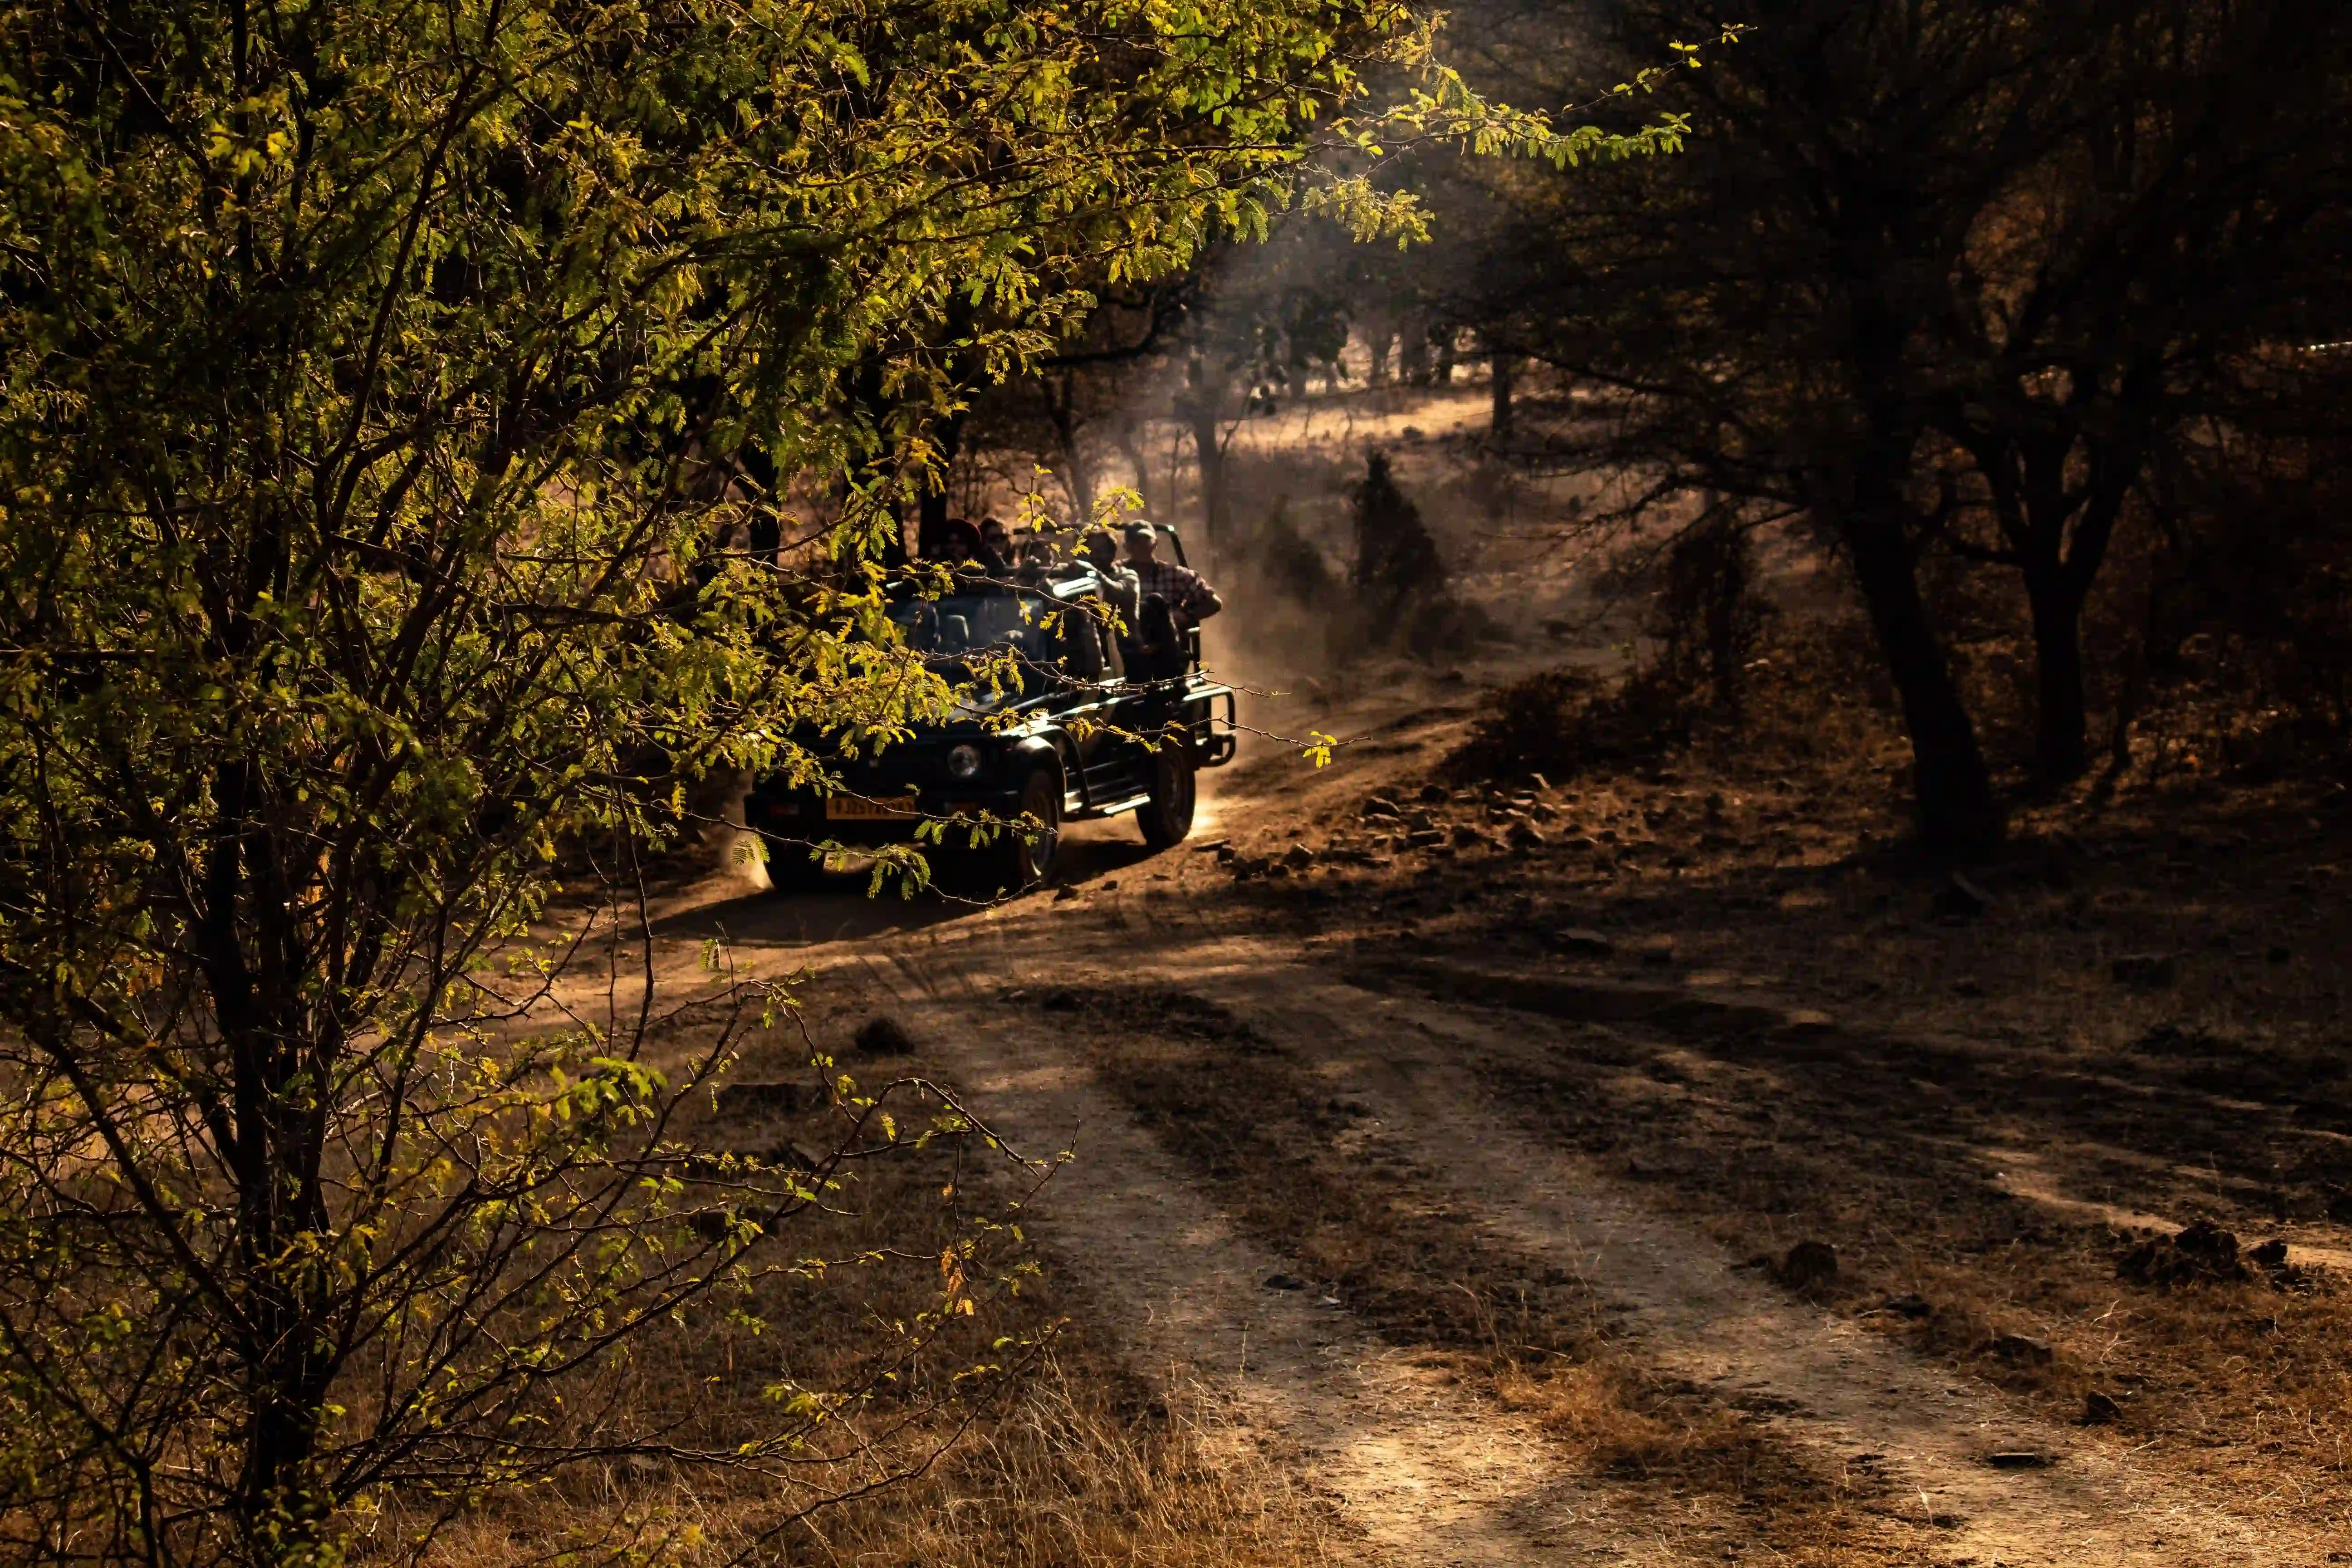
[{"xmin": 2118, "ymin": 1220, "xmax": 2251, "ymax": 1288}]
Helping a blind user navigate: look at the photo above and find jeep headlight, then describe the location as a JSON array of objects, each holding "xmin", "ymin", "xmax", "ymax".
[{"xmin": 946, "ymin": 743, "xmax": 984, "ymax": 780}]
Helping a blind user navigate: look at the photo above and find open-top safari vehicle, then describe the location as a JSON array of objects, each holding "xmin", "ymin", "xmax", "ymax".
[{"xmin": 743, "ymin": 531, "xmax": 1235, "ymax": 893}]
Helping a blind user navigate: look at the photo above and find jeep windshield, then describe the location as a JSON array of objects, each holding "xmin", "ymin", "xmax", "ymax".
[{"xmin": 887, "ymin": 591, "xmax": 1054, "ymax": 664}]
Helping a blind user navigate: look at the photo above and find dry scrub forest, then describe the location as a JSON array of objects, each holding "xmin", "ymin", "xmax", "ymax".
[{"xmin": 2, "ymin": 2, "xmax": 2349, "ymax": 1568}]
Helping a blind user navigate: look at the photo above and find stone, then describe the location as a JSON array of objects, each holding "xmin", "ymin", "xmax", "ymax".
[
  {"xmin": 2111, "ymin": 952, "xmax": 2179, "ymax": 989},
  {"xmin": 1883, "ymin": 1293, "xmax": 1931, "ymax": 1319},
  {"xmin": 1405, "ymin": 829, "xmax": 1446, "ymax": 849},
  {"xmin": 1361, "ymin": 796, "xmax": 1402, "ymax": 820},
  {"xmin": 1262, "ymin": 1273, "xmax": 1306, "ymax": 1291},
  {"xmin": 1407, "ymin": 808, "xmax": 1437, "ymax": 832},
  {"xmin": 1450, "ymin": 823, "xmax": 1490, "ymax": 849},
  {"xmin": 1552, "ymin": 928, "xmax": 1614, "ymax": 957},
  {"xmin": 1985, "ymin": 1451, "xmax": 2054, "ymax": 1470},
  {"xmin": 852, "ymin": 1015, "xmax": 916, "ymax": 1057},
  {"xmin": 1283, "ymin": 843, "xmax": 1318, "ymax": 870},
  {"xmin": 1507, "ymin": 820, "xmax": 1546, "ymax": 849},
  {"xmin": 1419, "ymin": 783, "xmax": 1450, "ymax": 803},
  {"xmin": 1054, "ymin": 884, "xmax": 1080, "ymax": 901},
  {"xmin": 2081, "ymin": 1391, "xmax": 2125, "ymax": 1426},
  {"xmin": 1991, "ymin": 1333, "xmax": 2054, "ymax": 1365},
  {"xmin": 1637, "ymin": 937, "xmax": 1676, "ymax": 966}
]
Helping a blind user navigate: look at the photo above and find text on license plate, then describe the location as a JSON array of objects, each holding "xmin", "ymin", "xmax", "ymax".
[{"xmin": 825, "ymin": 795, "xmax": 918, "ymax": 821}]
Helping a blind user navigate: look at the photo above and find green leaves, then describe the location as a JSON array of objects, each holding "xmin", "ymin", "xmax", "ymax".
[{"xmin": 0, "ymin": 0, "xmax": 1689, "ymax": 1556}]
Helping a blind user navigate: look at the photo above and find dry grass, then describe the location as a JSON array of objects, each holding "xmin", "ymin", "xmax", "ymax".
[
  {"xmin": 339, "ymin": 996, "xmax": 1340, "ymax": 1568},
  {"xmin": 398, "ymin": 1361, "xmax": 1336, "ymax": 1568},
  {"xmin": 758, "ymin": 1363, "xmax": 1342, "ymax": 1568}
]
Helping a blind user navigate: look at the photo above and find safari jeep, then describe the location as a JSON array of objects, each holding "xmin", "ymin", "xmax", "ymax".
[{"xmin": 744, "ymin": 541, "xmax": 1236, "ymax": 894}]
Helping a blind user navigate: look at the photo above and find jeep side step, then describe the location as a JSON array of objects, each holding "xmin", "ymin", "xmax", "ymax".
[{"xmin": 1069, "ymin": 789, "xmax": 1150, "ymax": 820}]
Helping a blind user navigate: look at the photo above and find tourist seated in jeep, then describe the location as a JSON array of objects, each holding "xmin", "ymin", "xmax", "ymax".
[
  {"xmin": 1121, "ymin": 520, "xmax": 1220, "ymax": 681},
  {"xmin": 980, "ymin": 516, "xmax": 1016, "ymax": 569},
  {"xmin": 936, "ymin": 516, "xmax": 1009, "ymax": 577}
]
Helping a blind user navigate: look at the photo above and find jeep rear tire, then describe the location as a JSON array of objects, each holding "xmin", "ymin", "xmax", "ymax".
[{"xmin": 1137, "ymin": 740, "xmax": 1196, "ymax": 849}]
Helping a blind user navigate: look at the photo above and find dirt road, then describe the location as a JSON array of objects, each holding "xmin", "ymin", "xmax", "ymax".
[{"xmin": 652, "ymin": 684, "xmax": 2352, "ymax": 1567}]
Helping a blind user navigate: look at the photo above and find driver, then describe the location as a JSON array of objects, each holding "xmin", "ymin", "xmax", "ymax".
[
  {"xmin": 980, "ymin": 516, "xmax": 1019, "ymax": 573},
  {"xmin": 1122, "ymin": 521, "xmax": 1221, "ymax": 681},
  {"xmin": 939, "ymin": 517, "xmax": 1008, "ymax": 576}
]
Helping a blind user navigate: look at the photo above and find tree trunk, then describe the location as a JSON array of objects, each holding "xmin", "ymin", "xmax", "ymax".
[
  {"xmin": 1842, "ymin": 507, "xmax": 2002, "ymax": 860},
  {"xmin": 2027, "ymin": 573, "xmax": 2090, "ymax": 782},
  {"xmin": 1182, "ymin": 356, "xmax": 1231, "ymax": 556},
  {"xmin": 1189, "ymin": 404, "xmax": 1228, "ymax": 555},
  {"xmin": 1114, "ymin": 417, "xmax": 1154, "ymax": 520},
  {"xmin": 915, "ymin": 410, "xmax": 962, "ymax": 559},
  {"xmin": 1489, "ymin": 348, "xmax": 1514, "ymax": 440},
  {"xmin": 1433, "ymin": 327, "xmax": 1455, "ymax": 385},
  {"xmin": 2014, "ymin": 428, "xmax": 2135, "ymax": 787},
  {"xmin": 1398, "ymin": 312, "xmax": 1431, "ymax": 385},
  {"xmin": 1041, "ymin": 374, "xmax": 1096, "ymax": 524}
]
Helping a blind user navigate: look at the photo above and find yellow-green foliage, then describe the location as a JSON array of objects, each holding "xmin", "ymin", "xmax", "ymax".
[{"xmin": 0, "ymin": 0, "xmax": 1696, "ymax": 1559}]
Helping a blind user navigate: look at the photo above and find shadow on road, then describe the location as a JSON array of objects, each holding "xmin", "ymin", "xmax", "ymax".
[{"xmin": 655, "ymin": 818, "xmax": 1175, "ymax": 948}]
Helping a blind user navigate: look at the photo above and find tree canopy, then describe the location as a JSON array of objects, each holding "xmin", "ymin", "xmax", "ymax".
[{"xmin": 0, "ymin": 0, "xmax": 1693, "ymax": 1560}]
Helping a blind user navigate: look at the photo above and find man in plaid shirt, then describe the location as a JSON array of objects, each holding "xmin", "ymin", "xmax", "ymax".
[{"xmin": 1121, "ymin": 520, "xmax": 1222, "ymax": 680}]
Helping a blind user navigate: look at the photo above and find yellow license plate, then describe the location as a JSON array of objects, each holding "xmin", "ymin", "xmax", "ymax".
[{"xmin": 825, "ymin": 795, "xmax": 918, "ymax": 822}]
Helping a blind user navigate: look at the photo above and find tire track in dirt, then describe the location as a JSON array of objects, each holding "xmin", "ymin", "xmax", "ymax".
[
  {"xmin": 851, "ymin": 954, "xmax": 1715, "ymax": 1568},
  {"xmin": 707, "ymin": 855, "xmax": 2328, "ymax": 1566},
  {"xmin": 1164, "ymin": 958, "xmax": 2337, "ymax": 1568}
]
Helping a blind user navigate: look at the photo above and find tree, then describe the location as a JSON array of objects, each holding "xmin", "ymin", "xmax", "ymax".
[
  {"xmin": 0, "ymin": 0, "xmax": 1666, "ymax": 1558},
  {"xmin": 1921, "ymin": 0, "xmax": 2352, "ymax": 780},
  {"xmin": 1424, "ymin": 0, "xmax": 2352, "ymax": 851}
]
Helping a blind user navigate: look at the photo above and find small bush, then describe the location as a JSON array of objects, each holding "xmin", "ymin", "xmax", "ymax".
[
  {"xmin": 1351, "ymin": 449, "xmax": 1449, "ymax": 614},
  {"xmin": 1651, "ymin": 519, "xmax": 1772, "ymax": 712},
  {"xmin": 1252, "ymin": 498, "xmax": 1342, "ymax": 606}
]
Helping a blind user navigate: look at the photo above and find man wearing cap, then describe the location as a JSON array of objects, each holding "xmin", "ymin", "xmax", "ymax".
[
  {"xmin": 1081, "ymin": 528, "xmax": 1142, "ymax": 618},
  {"xmin": 1122, "ymin": 520, "xmax": 1221, "ymax": 680}
]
